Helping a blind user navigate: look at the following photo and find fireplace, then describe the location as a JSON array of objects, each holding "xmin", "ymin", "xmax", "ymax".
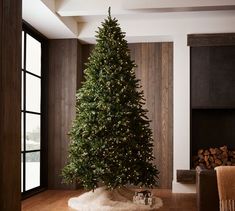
[
  {"xmin": 191, "ymin": 109, "xmax": 235, "ymax": 168},
  {"xmin": 190, "ymin": 41, "xmax": 235, "ymax": 169},
  {"xmin": 175, "ymin": 34, "xmax": 235, "ymax": 192}
]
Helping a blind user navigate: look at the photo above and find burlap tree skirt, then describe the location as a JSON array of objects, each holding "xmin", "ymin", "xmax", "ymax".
[{"xmin": 68, "ymin": 187, "xmax": 163, "ymax": 211}]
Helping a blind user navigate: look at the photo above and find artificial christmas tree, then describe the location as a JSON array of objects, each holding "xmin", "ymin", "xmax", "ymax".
[{"xmin": 62, "ymin": 8, "xmax": 159, "ymax": 192}]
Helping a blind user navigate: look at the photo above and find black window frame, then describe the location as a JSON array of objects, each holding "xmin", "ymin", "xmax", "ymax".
[{"xmin": 21, "ymin": 21, "xmax": 48, "ymax": 199}]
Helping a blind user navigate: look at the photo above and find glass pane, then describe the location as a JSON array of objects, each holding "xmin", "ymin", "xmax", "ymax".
[
  {"xmin": 21, "ymin": 153, "xmax": 24, "ymax": 192},
  {"xmin": 26, "ymin": 113, "xmax": 40, "ymax": 150},
  {"xmin": 26, "ymin": 73, "xmax": 41, "ymax": 112},
  {"xmin": 25, "ymin": 152, "xmax": 40, "ymax": 191},
  {"xmin": 21, "ymin": 112, "xmax": 24, "ymax": 151},
  {"xmin": 26, "ymin": 34, "xmax": 41, "ymax": 76},
  {"xmin": 21, "ymin": 71, "xmax": 24, "ymax": 110},
  {"xmin": 22, "ymin": 31, "xmax": 24, "ymax": 69}
]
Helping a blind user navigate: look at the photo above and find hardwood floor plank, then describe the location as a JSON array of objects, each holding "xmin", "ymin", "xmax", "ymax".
[{"xmin": 22, "ymin": 189, "xmax": 196, "ymax": 211}]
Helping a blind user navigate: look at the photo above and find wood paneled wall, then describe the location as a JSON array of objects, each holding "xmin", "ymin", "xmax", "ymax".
[
  {"xmin": 0, "ymin": 0, "xmax": 21, "ymax": 210},
  {"xmin": 48, "ymin": 42, "xmax": 173, "ymax": 189},
  {"xmin": 47, "ymin": 39, "xmax": 81, "ymax": 189},
  {"xmin": 129, "ymin": 43, "xmax": 173, "ymax": 188},
  {"xmin": 82, "ymin": 43, "xmax": 173, "ymax": 188}
]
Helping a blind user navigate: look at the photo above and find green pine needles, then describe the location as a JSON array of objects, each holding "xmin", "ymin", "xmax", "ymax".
[{"xmin": 62, "ymin": 9, "xmax": 159, "ymax": 190}]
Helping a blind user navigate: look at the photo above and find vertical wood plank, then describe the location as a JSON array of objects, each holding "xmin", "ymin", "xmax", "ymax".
[
  {"xmin": 82, "ymin": 44, "xmax": 95, "ymax": 72},
  {"xmin": 153, "ymin": 43, "xmax": 163, "ymax": 187},
  {"xmin": 77, "ymin": 42, "xmax": 83, "ymax": 89},
  {"xmin": 161, "ymin": 43, "xmax": 173, "ymax": 188},
  {"xmin": 0, "ymin": 0, "xmax": 21, "ymax": 210},
  {"xmin": 48, "ymin": 39, "xmax": 81, "ymax": 189},
  {"xmin": 161, "ymin": 43, "xmax": 169, "ymax": 188},
  {"xmin": 168, "ymin": 43, "xmax": 174, "ymax": 188}
]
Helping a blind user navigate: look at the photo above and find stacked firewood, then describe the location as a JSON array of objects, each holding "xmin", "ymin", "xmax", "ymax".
[{"xmin": 193, "ymin": 145, "xmax": 235, "ymax": 169}]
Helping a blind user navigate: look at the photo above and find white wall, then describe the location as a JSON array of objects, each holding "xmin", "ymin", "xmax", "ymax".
[
  {"xmin": 173, "ymin": 35, "xmax": 192, "ymax": 192},
  {"xmin": 78, "ymin": 11, "xmax": 235, "ymax": 193}
]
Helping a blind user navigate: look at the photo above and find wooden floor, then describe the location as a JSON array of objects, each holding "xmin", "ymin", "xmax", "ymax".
[{"xmin": 22, "ymin": 189, "xmax": 197, "ymax": 211}]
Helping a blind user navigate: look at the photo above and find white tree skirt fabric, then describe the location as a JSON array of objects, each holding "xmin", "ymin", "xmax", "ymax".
[{"xmin": 68, "ymin": 187, "xmax": 163, "ymax": 211}]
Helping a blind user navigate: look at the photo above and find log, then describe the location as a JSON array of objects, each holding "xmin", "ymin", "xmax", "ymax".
[
  {"xmin": 193, "ymin": 145, "xmax": 235, "ymax": 169},
  {"xmin": 220, "ymin": 145, "xmax": 228, "ymax": 152},
  {"xmin": 177, "ymin": 170, "xmax": 196, "ymax": 184},
  {"xmin": 210, "ymin": 148, "xmax": 216, "ymax": 155},
  {"xmin": 198, "ymin": 149, "xmax": 204, "ymax": 155},
  {"xmin": 204, "ymin": 150, "xmax": 210, "ymax": 156}
]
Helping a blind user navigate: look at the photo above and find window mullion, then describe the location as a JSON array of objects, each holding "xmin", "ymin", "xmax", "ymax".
[
  {"xmin": 23, "ymin": 31, "xmax": 26, "ymax": 193},
  {"xmin": 24, "ymin": 149, "xmax": 41, "ymax": 153}
]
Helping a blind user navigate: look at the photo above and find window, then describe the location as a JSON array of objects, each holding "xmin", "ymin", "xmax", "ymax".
[{"xmin": 21, "ymin": 24, "xmax": 45, "ymax": 194}]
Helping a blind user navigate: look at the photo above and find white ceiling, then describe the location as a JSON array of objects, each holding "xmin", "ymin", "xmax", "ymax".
[
  {"xmin": 23, "ymin": 0, "xmax": 77, "ymax": 38},
  {"xmin": 22, "ymin": 0, "xmax": 235, "ymax": 42},
  {"xmin": 57, "ymin": 0, "xmax": 235, "ymax": 16}
]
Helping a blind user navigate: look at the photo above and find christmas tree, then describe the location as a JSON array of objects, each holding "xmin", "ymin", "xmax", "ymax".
[{"xmin": 62, "ymin": 8, "xmax": 159, "ymax": 190}]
